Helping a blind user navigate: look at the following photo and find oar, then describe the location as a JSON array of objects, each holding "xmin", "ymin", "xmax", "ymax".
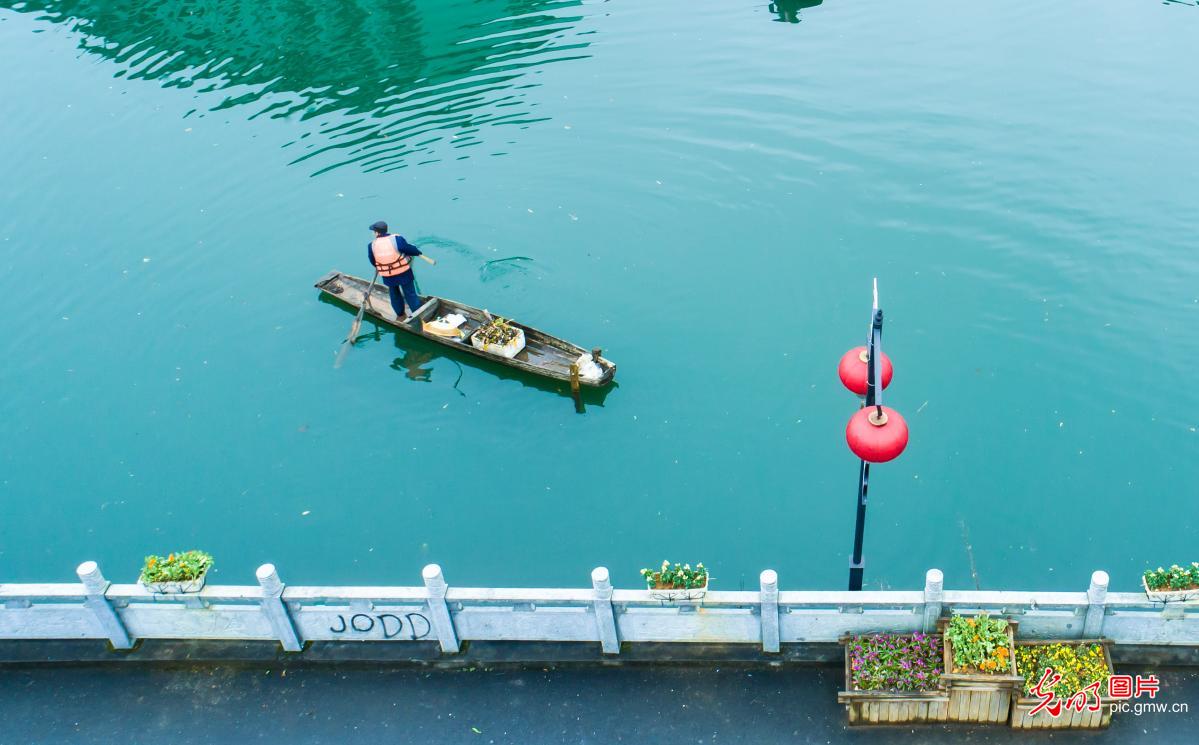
[
  {"xmin": 412, "ymin": 254, "xmax": 435, "ymax": 297},
  {"xmin": 334, "ymin": 270, "xmax": 379, "ymax": 368}
]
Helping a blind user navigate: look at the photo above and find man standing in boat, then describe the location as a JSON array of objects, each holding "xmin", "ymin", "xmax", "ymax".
[{"xmin": 368, "ymin": 220, "xmax": 435, "ymax": 321}]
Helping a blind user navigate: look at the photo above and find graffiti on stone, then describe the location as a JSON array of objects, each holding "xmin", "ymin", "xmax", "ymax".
[{"xmin": 328, "ymin": 612, "xmax": 431, "ymax": 640}]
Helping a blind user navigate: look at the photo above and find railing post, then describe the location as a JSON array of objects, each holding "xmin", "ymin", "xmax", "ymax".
[
  {"xmin": 256, "ymin": 564, "xmax": 302, "ymax": 652},
  {"xmin": 591, "ymin": 567, "xmax": 620, "ymax": 654},
  {"xmin": 1083, "ymin": 570, "xmax": 1109, "ymax": 637},
  {"xmin": 760, "ymin": 569, "xmax": 780, "ymax": 653},
  {"xmin": 922, "ymin": 568, "xmax": 944, "ymax": 632},
  {"xmin": 422, "ymin": 564, "xmax": 460, "ymax": 654},
  {"xmin": 76, "ymin": 561, "xmax": 132, "ymax": 650}
]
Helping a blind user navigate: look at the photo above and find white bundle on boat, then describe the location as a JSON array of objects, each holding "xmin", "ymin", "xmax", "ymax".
[
  {"xmin": 423, "ymin": 313, "xmax": 467, "ymax": 337},
  {"xmin": 575, "ymin": 352, "xmax": 604, "ymax": 380}
]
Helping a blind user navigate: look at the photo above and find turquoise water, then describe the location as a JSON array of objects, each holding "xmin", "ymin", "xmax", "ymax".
[{"xmin": 1, "ymin": 0, "xmax": 1197, "ymax": 592}]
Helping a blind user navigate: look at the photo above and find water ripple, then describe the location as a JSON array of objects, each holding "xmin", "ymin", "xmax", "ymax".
[{"xmin": 5, "ymin": 0, "xmax": 593, "ymax": 174}]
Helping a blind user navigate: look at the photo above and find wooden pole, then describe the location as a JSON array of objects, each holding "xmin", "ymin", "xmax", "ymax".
[{"xmin": 570, "ymin": 362, "xmax": 583, "ymax": 413}]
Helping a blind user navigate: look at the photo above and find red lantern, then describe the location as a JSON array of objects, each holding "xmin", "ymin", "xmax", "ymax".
[
  {"xmin": 838, "ymin": 346, "xmax": 893, "ymax": 396},
  {"xmin": 846, "ymin": 406, "xmax": 908, "ymax": 463}
]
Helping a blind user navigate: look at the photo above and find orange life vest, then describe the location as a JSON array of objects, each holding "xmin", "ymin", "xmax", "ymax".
[{"xmin": 372, "ymin": 235, "xmax": 411, "ymax": 277}]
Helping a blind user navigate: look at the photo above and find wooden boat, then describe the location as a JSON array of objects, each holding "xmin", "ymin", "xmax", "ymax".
[{"xmin": 315, "ymin": 271, "xmax": 616, "ymax": 387}]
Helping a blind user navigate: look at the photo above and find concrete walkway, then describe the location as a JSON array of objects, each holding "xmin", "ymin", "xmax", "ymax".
[{"xmin": 1, "ymin": 663, "xmax": 1195, "ymax": 744}]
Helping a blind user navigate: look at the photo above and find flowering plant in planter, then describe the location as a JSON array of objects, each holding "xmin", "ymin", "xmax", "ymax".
[
  {"xmin": 1010, "ymin": 641, "xmax": 1117, "ymax": 729},
  {"xmin": 640, "ymin": 560, "xmax": 707, "ymax": 590},
  {"xmin": 139, "ymin": 550, "xmax": 213, "ymax": 593},
  {"xmin": 846, "ymin": 632, "xmax": 943, "ymax": 692},
  {"xmin": 1143, "ymin": 563, "xmax": 1199, "ymax": 596},
  {"xmin": 640, "ymin": 560, "xmax": 708, "ymax": 600},
  {"xmin": 937, "ymin": 614, "xmax": 1022, "ymax": 724},
  {"xmin": 1015, "ymin": 642, "xmax": 1111, "ymax": 701},
  {"xmin": 943, "ymin": 614, "xmax": 1013, "ymax": 674}
]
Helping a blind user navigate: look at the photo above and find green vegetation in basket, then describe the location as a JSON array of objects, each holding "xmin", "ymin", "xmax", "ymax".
[
  {"xmin": 640, "ymin": 560, "xmax": 708, "ymax": 590},
  {"xmin": 140, "ymin": 550, "xmax": 213, "ymax": 583},
  {"xmin": 848, "ymin": 633, "xmax": 943, "ymax": 692},
  {"xmin": 1143, "ymin": 563, "xmax": 1199, "ymax": 591},
  {"xmin": 474, "ymin": 317, "xmax": 520, "ymax": 346},
  {"xmin": 943, "ymin": 614, "xmax": 1012, "ymax": 674},
  {"xmin": 1016, "ymin": 643, "xmax": 1110, "ymax": 700}
]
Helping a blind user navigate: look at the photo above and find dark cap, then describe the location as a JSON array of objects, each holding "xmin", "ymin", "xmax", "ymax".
[{"xmin": 369, "ymin": 220, "xmax": 388, "ymax": 233}]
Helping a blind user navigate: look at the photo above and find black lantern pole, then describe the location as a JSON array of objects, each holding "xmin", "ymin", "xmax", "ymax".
[{"xmin": 848, "ymin": 281, "xmax": 884, "ymax": 592}]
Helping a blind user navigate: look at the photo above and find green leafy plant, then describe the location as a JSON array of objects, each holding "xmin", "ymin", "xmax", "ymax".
[
  {"xmin": 473, "ymin": 317, "xmax": 520, "ymax": 346},
  {"xmin": 943, "ymin": 614, "xmax": 1013, "ymax": 674},
  {"xmin": 1143, "ymin": 563, "xmax": 1199, "ymax": 591},
  {"xmin": 640, "ymin": 560, "xmax": 708, "ymax": 590},
  {"xmin": 140, "ymin": 550, "xmax": 213, "ymax": 584}
]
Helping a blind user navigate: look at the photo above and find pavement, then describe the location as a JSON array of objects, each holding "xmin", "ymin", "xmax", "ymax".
[{"xmin": 0, "ymin": 662, "xmax": 1196, "ymax": 744}]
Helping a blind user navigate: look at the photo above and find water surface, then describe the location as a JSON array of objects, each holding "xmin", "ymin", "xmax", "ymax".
[{"xmin": 1, "ymin": 0, "xmax": 1197, "ymax": 591}]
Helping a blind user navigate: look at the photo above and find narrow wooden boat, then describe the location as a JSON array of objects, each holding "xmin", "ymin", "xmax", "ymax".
[{"xmin": 315, "ymin": 271, "xmax": 616, "ymax": 387}]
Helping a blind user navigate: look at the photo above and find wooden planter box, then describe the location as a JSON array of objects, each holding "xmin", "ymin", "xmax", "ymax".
[
  {"xmin": 140, "ymin": 570, "xmax": 208, "ymax": 594},
  {"xmin": 1011, "ymin": 640, "xmax": 1116, "ymax": 730},
  {"xmin": 938, "ymin": 618, "xmax": 1023, "ymax": 724},
  {"xmin": 837, "ymin": 636, "xmax": 949, "ymax": 725},
  {"xmin": 1143, "ymin": 576, "xmax": 1199, "ymax": 603},
  {"xmin": 649, "ymin": 576, "xmax": 708, "ymax": 602}
]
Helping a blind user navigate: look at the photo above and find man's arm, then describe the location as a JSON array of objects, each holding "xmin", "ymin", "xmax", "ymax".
[
  {"xmin": 394, "ymin": 236, "xmax": 423, "ymax": 256},
  {"xmin": 367, "ymin": 243, "xmax": 376, "ymax": 265},
  {"xmin": 396, "ymin": 236, "xmax": 436, "ymax": 265}
]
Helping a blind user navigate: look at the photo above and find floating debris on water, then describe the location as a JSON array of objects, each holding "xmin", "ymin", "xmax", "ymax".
[{"xmin": 479, "ymin": 256, "xmax": 533, "ymax": 284}]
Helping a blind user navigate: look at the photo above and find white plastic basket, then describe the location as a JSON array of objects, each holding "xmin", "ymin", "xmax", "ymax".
[
  {"xmin": 648, "ymin": 576, "xmax": 709, "ymax": 602},
  {"xmin": 1143, "ymin": 576, "xmax": 1199, "ymax": 603}
]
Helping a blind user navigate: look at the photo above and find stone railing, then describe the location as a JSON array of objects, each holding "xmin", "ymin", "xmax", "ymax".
[{"xmin": 1, "ymin": 564, "xmax": 1196, "ymax": 654}]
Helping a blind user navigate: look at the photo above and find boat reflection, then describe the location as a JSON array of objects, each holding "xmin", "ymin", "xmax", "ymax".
[
  {"xmin": 5, "ymin": 0, "xmax": 593, "ymax": 174},
  {"xmin": 321, "ymin": 294, "xmax": 616, "ymax": 406},
  {"xmin": 768, "ymin": 0, "xmax": 823, "ymax": 24}
]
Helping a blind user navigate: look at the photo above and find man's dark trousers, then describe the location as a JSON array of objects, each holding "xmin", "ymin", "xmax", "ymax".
[{"xmin": 385, "ymin": 272, "xmax": 422, "ymax": 318}]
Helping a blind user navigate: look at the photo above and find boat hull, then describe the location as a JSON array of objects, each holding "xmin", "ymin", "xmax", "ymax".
[{"xmin": 315, "ymin": 271, "xmax": 616, "ymax": 387}]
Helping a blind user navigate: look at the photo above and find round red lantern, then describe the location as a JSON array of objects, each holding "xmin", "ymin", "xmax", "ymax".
[
  {"xmin": 846, "ymin": 406, "xmax": 908, "ymax": 463},
  {"xmin": 838, "ymin": 346, "xmax": 893, "ymax": 396}
]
